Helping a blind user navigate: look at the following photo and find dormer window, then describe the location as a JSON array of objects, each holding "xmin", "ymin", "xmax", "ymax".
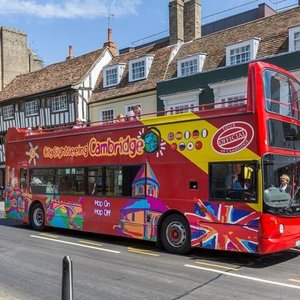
[
  {"xmin": 129, "ymin": 55, "xmax": 154, "ymax": 82},
  {"xmin": 289, "ymin": 26, "xmax": 300, "ymax": 52},
  {"xmin": 177, "ymin": 54, "xmax": 206, "ymax": 77},
  {"xmin": 226, "ymin": 38, "xmax": 260, "ymax": 66},
  {"xmin": 103, "ymin": 64, "xmax": 125, "ymax": 87}
]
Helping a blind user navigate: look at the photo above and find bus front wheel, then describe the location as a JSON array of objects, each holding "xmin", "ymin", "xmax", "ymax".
[
  {"xmin": 30, "ymin": 203, "xmax": 45, "ymax": 231},
  {"xmin": 161, "ymin": 214, "xmax": 191, "ymax": 254}
]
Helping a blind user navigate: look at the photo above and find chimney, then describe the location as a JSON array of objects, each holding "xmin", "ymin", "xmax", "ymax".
[
  {"xmin": 169, "ymin": 0, "xmax": 184, "ymax": 45},
  {"xmin": 66, "ymin": 45, "xmax": 74, "ymax": 60},
  {"xmin": 103, "ymin": 28, "xmax": 117, "ymax": 56},
  {"xmin": 184, "ymin": 0, "xmax": 201, "ymax": 41}
]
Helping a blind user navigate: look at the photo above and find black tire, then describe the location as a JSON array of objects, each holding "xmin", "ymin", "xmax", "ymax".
[
  {"xmin": 30, "ymin": 203, "xmax": 45, "ymax": 231},
  {"xmin": 161, "ymin": 214, "xmax": 191, "ymax": 254}
]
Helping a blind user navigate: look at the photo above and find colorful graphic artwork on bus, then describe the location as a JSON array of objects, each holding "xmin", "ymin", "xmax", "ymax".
[
  {"xmin": 5, "ymin": 188, "xmax": 31, "ymax": 220},
  {"xmin": 138, "ymin": 127, "xmax": 166, "ymax": 157},
  {"xmin": 185, "ymin": 199, "xmax": 260, "ymax": 253},
  {"xmin": 114, "ymin": 163, "xmax": 168, "ymax": 240},
  {"xmin": 167, "ymin": 128, "xmax": 208, "ymax": 152},
  {"xmin": 45, "ymin": 195, "xmax": 84, "ymax": 230}
]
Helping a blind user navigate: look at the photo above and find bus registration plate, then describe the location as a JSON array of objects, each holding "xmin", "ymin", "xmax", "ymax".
[{"xmin": 296, "ymin": 240, "xmax": 300, "ymax": 248}]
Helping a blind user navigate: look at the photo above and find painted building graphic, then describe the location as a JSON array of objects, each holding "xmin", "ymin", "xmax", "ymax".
[
  {"xmin": 115, "ymin": 163, "xmax": 168, "ymax": 240},
  {"xmin": 132, "ymin": 162, "xmax": 159, "ymax": 198}
]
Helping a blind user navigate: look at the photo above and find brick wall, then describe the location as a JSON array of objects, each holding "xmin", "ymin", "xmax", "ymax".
[{"xmin": 0, "ymin": 27, "xmax": 43, "ymax": 91}]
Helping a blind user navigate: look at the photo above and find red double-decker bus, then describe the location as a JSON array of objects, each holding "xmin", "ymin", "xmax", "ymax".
[{"xmin": 4, "ymin": 61, "xmax": 300, "ymax": 254}]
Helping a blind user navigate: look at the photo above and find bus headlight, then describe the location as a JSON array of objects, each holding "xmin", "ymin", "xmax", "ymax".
[{"xmin": 279, "ymin": 224, "xmax": 284, "ymax": 234}]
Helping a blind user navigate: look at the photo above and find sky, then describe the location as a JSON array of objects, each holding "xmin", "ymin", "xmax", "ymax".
[{"xmin": 0, "ymin": 0, "xmax": 299, "ymax": 66}]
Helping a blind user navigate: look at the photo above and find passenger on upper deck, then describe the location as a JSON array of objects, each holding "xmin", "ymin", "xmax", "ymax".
[
  {"xmin": 26, "ymin": 127, "xmax": 33, "ymax": 135},
  {"xmin": 127, "ymin": 105, "xmax": 141, "ymax": 120},
  {"xmin": 73, "ymin": 118, "xmax": 86, "ymax": 129},
  {"xmin": 115, "ymin": 114, "xmax": 126, "ymax": 123},
  {"xmin": 36, "ymin": 124, "xmax": 43, "ymax": 133}
]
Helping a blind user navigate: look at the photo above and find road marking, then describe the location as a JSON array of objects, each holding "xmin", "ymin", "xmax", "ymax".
[
  {"xmin": 30, "ymin": 235, "xmax": 120, "ymax": 254},
  {"xmin": 78, "ymin": 240, "xmax": 103, "ymax": 247},
  {"xmin": 289, "ymin": 279, "xmax": 300, "ymax": 283},
  {"xmin": 185, "ymin": 264, "xmax": 300, "ymax": 290},
  {"xmin": 127, "ymin": 247, "xmax": 160, "ymax": 257},
  {"xmin": 38, "ymin": 232, "xmax": 59, "ymax": 238},
  {"xmin": 195, "ymin": 261, "xmax": 239, "ymax": 271}
]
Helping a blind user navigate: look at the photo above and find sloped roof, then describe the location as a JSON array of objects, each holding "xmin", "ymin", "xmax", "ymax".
[
  {"xmin": 0, "ymin": 48, "xmax": 106, "ymax": 101},
  {"xmin": 90, "ymin": 40, "xmax": 174, "ymax": 103},
  {"xmin": 165, "ymin": 6, "xmax": 300, "ymax": 78}
]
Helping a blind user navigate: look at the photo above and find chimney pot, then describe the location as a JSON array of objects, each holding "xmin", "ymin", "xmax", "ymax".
[
  {"xmin": 103, "ymin": 28, "xmax": 117, "ymax": 56},
  {"xmin": 66, "ymin": 45, "xmax": 74, "ymax": 60}
]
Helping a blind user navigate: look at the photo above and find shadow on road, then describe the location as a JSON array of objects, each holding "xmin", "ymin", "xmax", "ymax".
[
  {"xmin": 188, "ymin": 247, "xmax": 300, "ymax": 269},
  {"xmin": 1, "ymin": 215, "xmax": 299, "ymax": 268}
]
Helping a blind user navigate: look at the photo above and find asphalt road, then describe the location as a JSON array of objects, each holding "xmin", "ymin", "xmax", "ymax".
[{"xmin": 0, "ymin": 216, "xmax": 300, "ymax": 300}]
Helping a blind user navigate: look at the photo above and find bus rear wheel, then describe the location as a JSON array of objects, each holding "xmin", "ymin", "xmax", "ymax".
[
  {"xmin": 161, "ymin": 214, "xmax": 191, "ymax": 254},
  {"xmin": 30, "ymin": 203, "xmax": 45, "ymax": 231}
]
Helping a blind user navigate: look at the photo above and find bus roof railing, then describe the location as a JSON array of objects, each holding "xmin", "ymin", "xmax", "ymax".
[{"xmin": 20, "ymin": 97, "xmax": 249, "ymax": 136}]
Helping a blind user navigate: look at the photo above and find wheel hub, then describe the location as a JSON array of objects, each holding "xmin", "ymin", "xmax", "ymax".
[{"xmin": 166, "ymin": 221, "xmax": 186, "ymax": 248}]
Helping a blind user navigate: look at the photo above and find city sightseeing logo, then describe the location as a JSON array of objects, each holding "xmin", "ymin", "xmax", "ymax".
[
  {"xmin": 212, "ymin": 121, "xmax": 254, "ymax": 154},
  {"xmin": 43, "ymin": 135, "xmax": 145, "ymax": 159}
]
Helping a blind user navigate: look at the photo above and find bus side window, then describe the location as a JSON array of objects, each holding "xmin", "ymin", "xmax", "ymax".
[
  {"xmin": 209, "ymin": 162, "xmax": 257, "ymax": 202},
  {"xmin": 20, "ymin": 168, "xmax": 27, "ymax": 189}
]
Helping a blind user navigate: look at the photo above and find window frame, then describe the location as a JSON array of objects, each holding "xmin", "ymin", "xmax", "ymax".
[
  {"xmin": 100, "ymin": 108, "xmax": 114, "ymax": 123},
  {"xmin": 103, "ymin": 64, "xmax": 126, "ymax": 88},
  {"xmin": 3, "ymin": 104, "xmax": 14, "ymax": 120},
  {"xmin": 25, "ymin": 100, "xmax": 39, "ymax": 117},
  {"xmin": 209, "ymin": 161, "xmax": 258, "ymax": 203},
  {"xmin": 51, "ymin": 95, "xmax": 68, "ymax": 113},
  {"xmin": 226, "ymin": 38, "xmax": 260, "ymax": 66},
  {"xmin": 177, "ymin": 53, "xmax": 206, "ymax": 77},
  {"xmin": 128, "ymin": 55, "xmax": 154, "ymax": 82},
  {"xmin": 29, "ymin": 164, "xmax": 144, "ymax": 197},
  {"xmin": 289, "ymin": 25, "xmax": 300, "ymax": 52}
]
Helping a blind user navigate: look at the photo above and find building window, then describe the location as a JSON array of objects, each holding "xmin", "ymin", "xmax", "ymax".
[
  {"xmin": 168, "ymin": 104, "xmax": 195, "ymax": 115},
  {"xmin": 177, "ymin": 54, "xmax": 206, "ymax": 77},
  {"xmin": 103, "ymin": 64, "xmax": 125, "ymax": 87},
  {"xmin": 230, "ymin": 45, "xmax": 250, "ymax": 65},
  {"xmin": 3, "ymin": 104, "xmax": 14, "ymax": 120},
  {"xmin": 226, "ymin": 38, "xmax": 260, "ymax": 66},
  {"xmin": 129, "ymin": 55, "xmax": 154, "ymax": 82},
  {"xmin": 220, "ymin": 95, "xmax": 246, "ymax": 107},
  {"xmin": 100, "ymin": 109, "xmax": 114, "ymax": 123},
  {"xmin": 160, "ymin": 89, "xmax": 202, "ymax": 115},
  {"xmin": 25, "ymin": 100, "xmax": 39, "ymax": 117},
  {"xmin": 289, "ymin": 26, "xmax": 300, "ymax": 52},
  {"xmin": 51, "ymin": 95, "xmax": 68, "ymax": 112},
  {"xmin": 209, "ymin": 78, "xmax": 247, "ymax": 108}
]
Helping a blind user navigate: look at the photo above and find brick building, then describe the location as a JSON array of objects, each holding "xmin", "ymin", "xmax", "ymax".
[{"xmin": 0, "ymin": 27, "xmax": 44, "ymax": 91}]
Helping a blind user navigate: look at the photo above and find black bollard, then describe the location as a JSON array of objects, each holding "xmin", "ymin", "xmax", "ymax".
[{"xmin": 61, "ymin": 256, "xmax": 73, "ymax": 300}]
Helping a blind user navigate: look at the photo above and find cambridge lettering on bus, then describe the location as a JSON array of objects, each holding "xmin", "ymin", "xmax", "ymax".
[{"xmin": 43, "ymin": 135, "xmax": 145, "ymax": 159}]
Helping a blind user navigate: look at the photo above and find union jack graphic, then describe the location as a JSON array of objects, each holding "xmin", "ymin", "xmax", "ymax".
[{"xmin": 185, "ymin": 199, "xmax": 261, "ymax": 253}]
